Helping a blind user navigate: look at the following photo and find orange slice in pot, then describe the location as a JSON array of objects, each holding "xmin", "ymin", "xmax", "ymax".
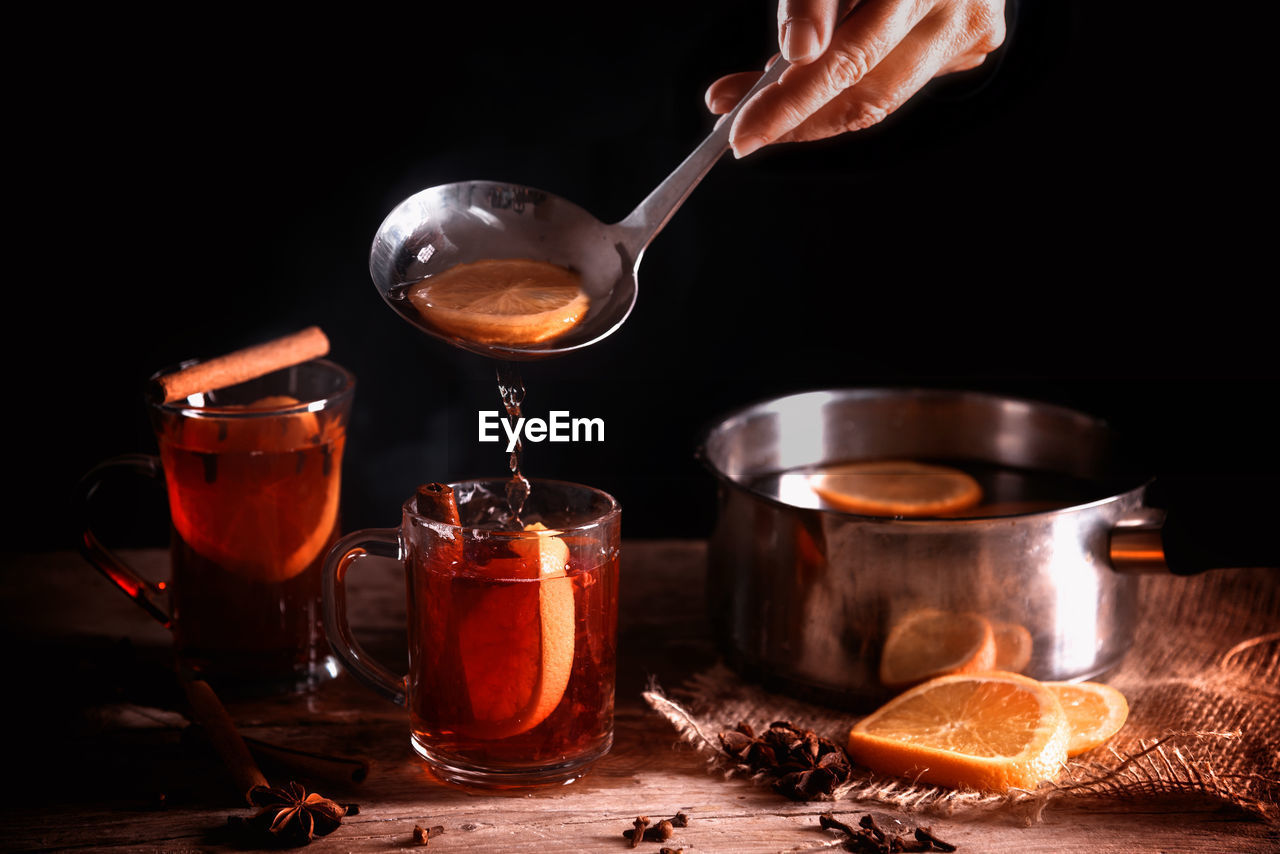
[
  {"xmin": 809, "ymin": 460, "xmax": 981, "ymax": 517},
  {"xmin": 456, "ymin": 523, "xmax": 576, "ymax": 739},
  {"xmin": 407, "ymin": 258, "xmax": 589, "ymax": 346},
  {"xmin": 1044, "ymin": 681, "xmax": 1129, "ymax": 756},
  {"xmin": 880, "ymin": 609, "xmax": 997, "ymax": 688},
  {"xmin": 848, "ymin": 671, "xmax": 1070, "ymax": 792}
]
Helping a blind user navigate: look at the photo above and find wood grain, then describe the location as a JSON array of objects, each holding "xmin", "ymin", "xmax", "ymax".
[{"xmin": 0, "ymin": 544, "xmax": 1275, "ymax": 853}]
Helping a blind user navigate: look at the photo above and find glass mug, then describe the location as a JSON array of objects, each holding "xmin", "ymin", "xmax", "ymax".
[
  {"xmin": 324, "ymin": 479, "xmax": 620, "ymax": 788},
  {"xmin": 76, "ymin": 358, "xmax": 356, "ymax": 695}
]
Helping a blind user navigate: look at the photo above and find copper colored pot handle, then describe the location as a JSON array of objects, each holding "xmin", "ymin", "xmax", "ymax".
[{"xmin": 1111, "ymin": 477, "xmax": 1279, "ymax": 575}]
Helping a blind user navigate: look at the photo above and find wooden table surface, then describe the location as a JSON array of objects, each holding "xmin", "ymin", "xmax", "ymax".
[{"xmin": 1, "ymin": 543, "xmax": 1275, "ymax": 853}]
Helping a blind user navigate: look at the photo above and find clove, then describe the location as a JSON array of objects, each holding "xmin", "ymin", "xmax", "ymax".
[
  {"xmin": 859, "ymin": 814, "xmax": 888, "ymax": 844},
  {"xmin": 622, "ymin": 811, "xmax": 690, "ymax": 845},
  {"xmin": 818, "ymin": 812, "xmax": 958, "ymax": 853},
  {"xmin": 412, "ymin": 824, "xmax": 445, "ymax": 845},
  {"xmin": 820, "ymin": 812, "xmax": 860, "ymax": 837},
  {"xmin": 627, "ymin": 817, "xmax": 649, "ymax": 848},
  {"xmin": 915, "ymin": 826, "xmax": 957, "ymax": 852}
]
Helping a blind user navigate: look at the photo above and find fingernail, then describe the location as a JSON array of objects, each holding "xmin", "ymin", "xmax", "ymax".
[
  {"xmin": 781, "ymin": 17, "xmax": 820, "ymax": 63},
  {"xmin": 732, "ymin": 134, "xmax": 768, "ymax": 159}
]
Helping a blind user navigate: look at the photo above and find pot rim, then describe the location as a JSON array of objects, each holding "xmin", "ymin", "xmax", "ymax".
[{"xmin": 696, "ymin": 386, "xmax": 1153, "ymax": 525}]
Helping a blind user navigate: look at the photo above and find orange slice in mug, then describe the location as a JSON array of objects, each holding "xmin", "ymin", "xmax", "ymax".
[
  {"xmin": 407, "ymin": 259, "xmax": 589, "ymax": 346},
  {"xmin": 809, "ymin": 460, "xmax": 982, "ymax": 517},
  {"xmin": 176, "ymin": 395, "xmax": 324, "ymax": 454},
  {"xmin": 457, "ymin": 523, "xmax": 576, "ymax": 739},
  {"xmin": 164, "ymin": 396, "xmax": 340, "ymax": 583}
]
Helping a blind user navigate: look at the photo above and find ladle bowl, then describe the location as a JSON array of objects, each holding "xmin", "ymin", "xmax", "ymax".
[{"xmin": 368, "ymin": 56, "xmax": 791, "ymax": 360}]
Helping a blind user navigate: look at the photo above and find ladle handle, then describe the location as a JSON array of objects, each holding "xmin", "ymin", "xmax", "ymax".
[{"xmin": 616, "ymin": 55, "xmax": 791, "ymax": 256}]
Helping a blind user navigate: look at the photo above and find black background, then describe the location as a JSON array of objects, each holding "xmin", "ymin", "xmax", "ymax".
[{"xmin": 15, "ymin": 1, "xmax": 1276, "ymax": 548}]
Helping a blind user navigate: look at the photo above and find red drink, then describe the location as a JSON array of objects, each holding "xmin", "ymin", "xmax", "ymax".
[
  {"xmin": 405, "ymin": 527, "xmax": 619, "ymax": 782},
  {"xmin": 76, "ymin": 354, "xmax": 355, "ymax": 698},
  {"xmin": 324, "ymin": 478, "xmax": 620, "ymax": 787},
  {"xmin": 155, "ymin": 398, "xmax": 347, "ymax": 692}
]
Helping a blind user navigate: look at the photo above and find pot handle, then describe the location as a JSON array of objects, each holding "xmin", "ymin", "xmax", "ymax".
[{"xmin": 1111, "ymin": 476, "xmax": 1279, "ymax": 575}]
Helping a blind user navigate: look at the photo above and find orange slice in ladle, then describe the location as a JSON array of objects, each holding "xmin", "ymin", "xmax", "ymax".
[{"xmin": 407, "ymin": 258, "xmax": 589, "ymax": 347}]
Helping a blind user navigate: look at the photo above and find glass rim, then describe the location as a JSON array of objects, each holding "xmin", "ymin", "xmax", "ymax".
[
  {"xmin": 402, "ymin": 477, "xmax": 621, "ymax": 539},
  {"xmin": 146, "ymin": 357, "xmax": 356, "ymax": 417}
]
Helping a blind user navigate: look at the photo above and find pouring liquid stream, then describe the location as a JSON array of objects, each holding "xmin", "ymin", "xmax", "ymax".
[{"xmin": 497, "ymin": 361, "xmax": 531, "ymax": 525}]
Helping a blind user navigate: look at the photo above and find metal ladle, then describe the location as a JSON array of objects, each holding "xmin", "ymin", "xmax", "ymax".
[{"xmin": 368, "ymin": 56, "xmax": 791, "ymax": 360}]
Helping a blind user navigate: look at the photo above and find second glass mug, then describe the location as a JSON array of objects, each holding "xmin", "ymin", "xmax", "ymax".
[
  {"xmin": 76, "ymin": 358, "xmax": 356, "ymax": 695},
  {"xmin": 324, "ymin": 479, "xmax": 621, "ymax": 788}
]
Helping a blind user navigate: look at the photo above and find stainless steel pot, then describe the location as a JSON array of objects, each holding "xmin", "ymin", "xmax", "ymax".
[{"xmin": 699, "ymin": 388, "xmax": 1266, "ymax": 710}]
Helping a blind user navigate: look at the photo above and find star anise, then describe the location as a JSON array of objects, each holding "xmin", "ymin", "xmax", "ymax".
[
  {"xmin": 234, "ymin": 781, "xmax": 350, "ymax": 847},
  {"xmin": 718, "ymin": 720, "xmax": 854, "ymax": 800}
]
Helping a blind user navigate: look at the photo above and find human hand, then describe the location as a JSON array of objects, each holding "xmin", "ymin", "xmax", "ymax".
[{"xmin": 707, "ymin": 0, "xmax": 1008, "ymax": 157}]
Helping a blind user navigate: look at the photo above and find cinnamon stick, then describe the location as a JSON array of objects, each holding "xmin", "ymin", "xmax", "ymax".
[
  {"xmin": 411, "ymin": 482, "xmax": 472, "ymax": 726},
  {"xmin": 415, "ymin": 483, "xmax": 461, "ymax": 526},
  {"xmin": 180, "ymin": 676, "xmax": 269, "ymax": 804},
  {"xmin": 241, "ymin": 736, "xmax": 371, "ymax": 785},
  {"xmin": 153, "ymin": 326, "xmax": 329, "ymax": 403}
]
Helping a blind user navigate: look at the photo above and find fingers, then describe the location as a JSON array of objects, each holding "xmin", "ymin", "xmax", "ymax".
[
  {"xmin": 778, "ymin": 0, "xmax": 843, "ymax": 64},
  {"xmin": 940, "ymin": 49, "xmax": 989, "ymax": 75},
  {"xmin": 704, "ymin": 72, "xmax": 762, "ymax": 115},
  {"xmin": 768, "ymin": 13, "xmax": 962, "ymax": 145},
  {"xmin": 730, "ymin": 0, "xmax": 1007, "ymax": 156},
  {"xmin": 731, "ymin": 0, "xmax": 930, "ymax": 155}
]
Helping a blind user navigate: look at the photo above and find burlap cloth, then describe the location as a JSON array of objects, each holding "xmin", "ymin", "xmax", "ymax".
[{"xmin": 644, "ymin": 567, "xmax": 1279, "ymax": 822}]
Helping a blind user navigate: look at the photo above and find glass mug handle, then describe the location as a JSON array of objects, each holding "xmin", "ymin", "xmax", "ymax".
[
  {"xmin": 322, "ymin": 528, "xmax": 407, "ymax": 705},
  {"xmin": 74, "ymin": 453, "xmax": 172, "ymax": 626}
]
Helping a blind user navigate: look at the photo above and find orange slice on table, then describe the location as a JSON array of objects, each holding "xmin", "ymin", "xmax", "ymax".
[
  {"xmin": 880, "ymin": 609, "xmax": 997, "ymax": 688},
  {"xmin": 164, "ymin": 395, "xmax": 340, "ymax": 583},
  {"xmin": 1044, "ymin": 681, "xmax": 1129, "ymax": 756},
  {"xmin": 848, "ymin": 671, "xmax": 1070, "ymax": 792},
  {"xmin": 457, "ymin": 523, "xmax": 577, "ymax": 739},
  {"xmin": 809, "ymin": 460, "xmax": 982, "ymax": 517},
  {"xmin": 407, "ymin": 258, "xmax": 589, "ymax": 346}
]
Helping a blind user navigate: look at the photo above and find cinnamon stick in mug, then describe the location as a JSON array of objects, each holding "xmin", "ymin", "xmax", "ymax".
[
  {"xmin": 415, "ymin": 483, "xmax": 463, "ymax": 567},
  {"xmin": 153, "ymin": 326, "xmax": 330, "ymax": 403},
  {"xmin": 415, "ymin": 483, "xmax": 461, "ymax": 526}
]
